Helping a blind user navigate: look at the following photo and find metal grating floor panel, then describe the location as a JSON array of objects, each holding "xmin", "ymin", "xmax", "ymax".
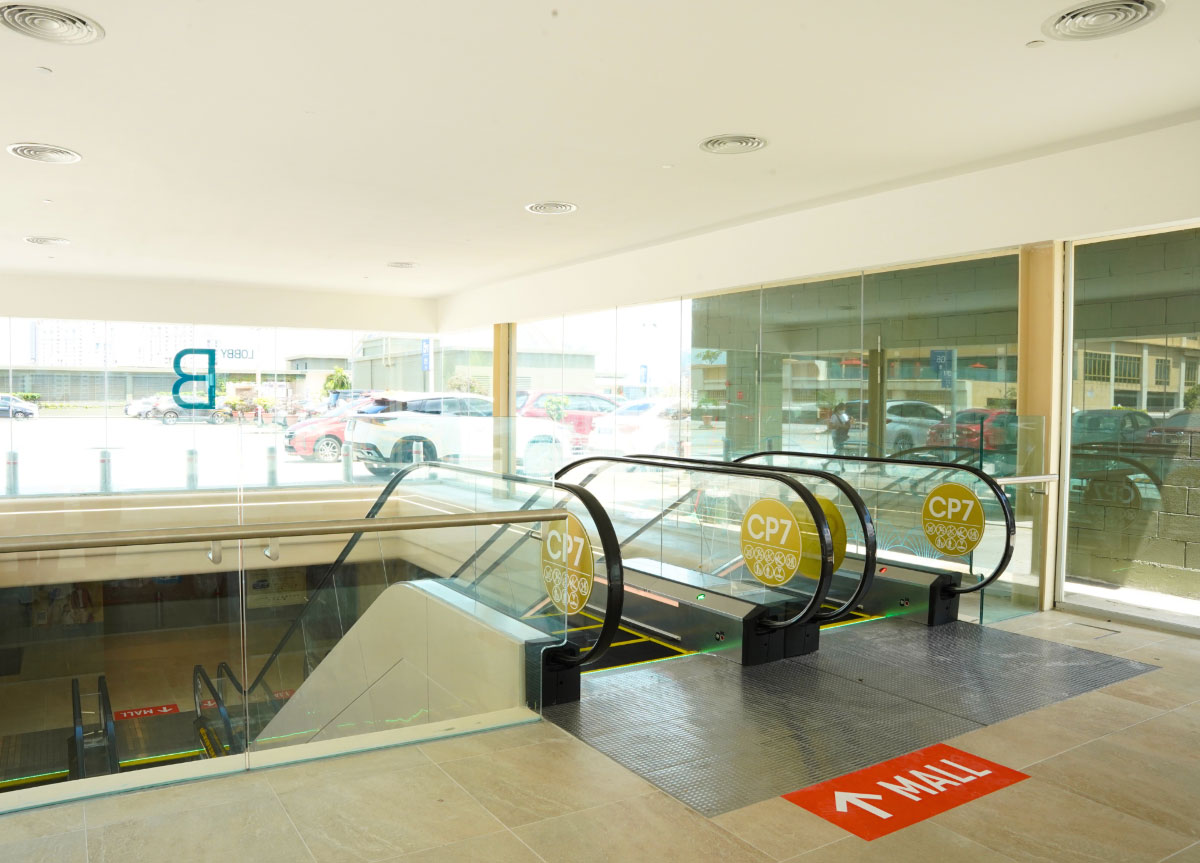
[{"xmin": 545, "ymin": 617, "xmax": 1157, "ymax": 816}]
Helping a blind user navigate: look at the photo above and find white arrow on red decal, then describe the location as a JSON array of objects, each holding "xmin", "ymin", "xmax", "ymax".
[{"xmin": 834, "ymin": 791, "xmax": 892, "ymax": 820}]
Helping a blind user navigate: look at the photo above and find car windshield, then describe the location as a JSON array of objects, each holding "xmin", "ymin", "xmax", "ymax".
[
  {"xmin": 955, "ymin": 410, "xmax": 990, "ymax": 424},
  {"xmin": 616, "ymin": 402, "xmax": 654, "ymax": 415},
  {"xmin": 514, "ymin": 392, "xmax": 529, "ymax": 410}
]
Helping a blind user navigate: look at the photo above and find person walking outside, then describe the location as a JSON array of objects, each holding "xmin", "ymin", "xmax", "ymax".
[{"xmin": 828, "ymin": 402, "xmax": 851, "ymax": 455}]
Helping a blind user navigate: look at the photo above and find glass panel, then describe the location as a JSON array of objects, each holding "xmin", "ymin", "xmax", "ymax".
[{"xmin": 1066, "ymin": 229, "xmax": 1200, "ymax": 625}]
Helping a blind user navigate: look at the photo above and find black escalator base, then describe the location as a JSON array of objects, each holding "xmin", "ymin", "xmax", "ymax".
[{"xmin": 742, "ymin": 619, "xmax": 820, "ymax": 665}]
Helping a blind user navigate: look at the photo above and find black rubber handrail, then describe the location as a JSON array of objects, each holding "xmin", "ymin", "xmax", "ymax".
[
  {"xmin": 245, "ymin": 461, "xmax": 624, "ymax": 682},
  {"xmin": 556, "ymin": 455, "xmax": 836, "ymax": 630},
  {"xmin": 737, "ymin": 450, "xmax": 1015, "ymax": 597},
  {"xmin": 627, "ymin": 453, "xmax": 877, "ymax": 623},
  {"xmin": 216, "ymin": 661, "xmax": 281, "ymax": 715},
  {"xmin": 97, "ymin": 675, "xmax": 120, "ymax": 775},
  {"xmin": 193, "ymin": 664, "xmax": 239, "ymax": 755},
  {"xmin": 70, "ymin": 678, "xmax": 85, "ymax": 779}
]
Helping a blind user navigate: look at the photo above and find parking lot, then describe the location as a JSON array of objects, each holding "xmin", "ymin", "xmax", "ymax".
[{"xmin": 0, "ymin": 412, "xmax": 835, "ymax": 498}]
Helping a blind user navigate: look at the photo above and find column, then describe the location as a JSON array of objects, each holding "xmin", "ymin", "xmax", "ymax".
[
  {"xmin": 492, "ymin": 323, "xmax": 516, "ymax": 476},
  {"xmin": 1017, "ymin": 242, "xmax": 1064, "ymax": 611}
]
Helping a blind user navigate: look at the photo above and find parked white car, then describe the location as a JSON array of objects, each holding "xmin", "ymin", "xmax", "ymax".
[
  {"xmin": 346, "ymin": 392, "xmax": 568, "ymax": 477},
  {"xmin": 587, "ymin": 398, "xmax": 684, "ymax": 456},
  {"xmin": 844, "ymin": 399, "xmax": 945, "ymax": 454}
]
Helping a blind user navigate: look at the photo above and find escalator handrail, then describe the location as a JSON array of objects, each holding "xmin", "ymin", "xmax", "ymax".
[
  {"xmin": 217, "ymin": 661, "xmax": 281, "ymax": 714},
  {"xmin": 192, "ymin": 664, "xmax": 240, "ymax": 755},
  {"xmin": 627, "ymin": 452, "xmax": 877, "ymax": 623},
  {"xmin": 70, "ymin": 678, "xmax": 85, "ymax": 779},
  {"xmin": 247, "ymin": 461, "xmax": 624, "ymax": 684},
  {"xmin": 737, "ymin": 450, "xmax": 1015, "ymax": 597},
  {"xmin": 555, "ymin": 455, "xmax": 835, "ymax": 630},
  {"xmin": 97, "ymin": 675, "xmax": 120, "ymax": 775}
]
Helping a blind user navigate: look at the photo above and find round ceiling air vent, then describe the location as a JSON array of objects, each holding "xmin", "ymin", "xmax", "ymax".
[
  {"xmin": 24, "ymin": 236, "xmax": 68, "ymax": 245},
  {"xmin": 699, "ymin": 134, "xmax": 768, "ymax": 155},
  {"xmin": 524, "ymin": 201, "xmax": 577, "ymax": 215},
  {"xmin": 0, "ymin": 4, "xmax": 104, "ymax": 44},
  {"xmin": 1043, "ymin": 0, "xmax": 1164, "ymax": 40},
  {"xmin": 6, "ymin": 142, "xmax": 81, "ymax": 163},
  {"xmin": 386, "ymin": 261, "xmax": 416, "ymax": 268}
]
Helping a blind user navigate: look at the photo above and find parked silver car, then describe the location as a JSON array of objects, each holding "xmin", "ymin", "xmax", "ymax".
[{"xmin": 844, "ymin": 399, "xmax": 945, "ymax": 454}]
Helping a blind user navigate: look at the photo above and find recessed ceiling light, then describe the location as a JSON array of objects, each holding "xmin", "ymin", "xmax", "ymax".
[
  {"xmin": 524, "ymin": 201, "xmax": 577, "ymax": 215},
  {"xmin": 41, "ymin": 198, "xmax": 53, "ymax": 204},
  {"xmin": 24, "ymin": 235, "xmax": 68, "ymax": 245},
  {"xmin": 0, "ymin": 4, "xmax": 104, "ymax": 44},
  {"xmin": 35, "ymin": 65, "xmax": 53, "ymax": 73},
  {"xmin": 386, "ymin": 261, "xmax": 417, "ymax": 268},
  {"xmin": 699, "ymin": 135, "xmax": 768, "ymax": 155},
  {"xmin": 7, "ymin": 142, "xmax": 81, "ymax": 163},
  {"xmin": 1025, "ymin": 39, "xmax": 1046, "ymax": 47},
  {"xmin": 1043, "ymin": 0, "xmax": 1164, "ymax": 40}
]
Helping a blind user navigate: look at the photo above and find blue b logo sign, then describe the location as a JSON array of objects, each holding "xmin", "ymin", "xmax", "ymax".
[{"xmin": 172, "ymin": 349, "xmax": 217, "ymax": 409}]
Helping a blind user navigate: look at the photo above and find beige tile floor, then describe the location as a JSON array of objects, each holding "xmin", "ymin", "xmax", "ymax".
[{"xmin": 2, "ymin": 609, "xmax": 1198, "ymax": 863}]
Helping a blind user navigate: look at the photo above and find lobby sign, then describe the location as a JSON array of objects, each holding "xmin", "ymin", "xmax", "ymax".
[
  {"xmin": 783, "ymin": 743, "xmax": 1027, "ymax": 840},
  {"xmin": 921, "ymin": 483, "xmax": 985, "ymax": 556},
  {"xmin": 541, "ymin": 513, "xmax": 594, "ymax": 615}
]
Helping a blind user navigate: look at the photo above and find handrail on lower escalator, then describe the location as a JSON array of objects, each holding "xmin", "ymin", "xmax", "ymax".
[
  {"xmin": 215, "ymin": 661, "xmax": 281, "ymax": 714},
  {"xmin": 70, "ymin": 678, "xmax": 85, "ymax": 779},
  {"xmin": 737, "ymin": 449, "xmax": 1016, "ymax": 597},
  {"xmin": 97, "ymin": 675, "xmax": 120, "ymax": 775},
  {"xmin": 555, "ymin": 455, "xmax": 837, "ymax": 632},
  {"xmin": 627, "ymin": 452, "xmax": 877, "ymax": 623},
  {"xmin": 192, "ymin": 664, "xmax": 240, "ymax": 755}
]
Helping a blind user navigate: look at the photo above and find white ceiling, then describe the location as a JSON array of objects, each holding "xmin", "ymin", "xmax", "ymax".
[{"xmin": 2, "ymin": 0, "xmax": 1198, "ymax": 301}]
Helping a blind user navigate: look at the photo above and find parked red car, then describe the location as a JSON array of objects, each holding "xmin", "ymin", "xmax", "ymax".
[
  {"xmin": 515, "ymin": 391, "xmax": 618, "ymax": 450},
  {"xmin": 927, "ymin": 409, "xmax": 1017, "ymax": 451},
  {"xmin": 284, "ymin": 397, "xmax": 374, "ymax": 462}
]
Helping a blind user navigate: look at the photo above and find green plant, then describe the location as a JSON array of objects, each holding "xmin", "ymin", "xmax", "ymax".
[
  {"xmin": 254, "ymin": 397, "xmax": 276, "ymax": 411},
  {"xmin": 1185, "ymin": 383, "xmax": 1200, "ymax": 410},
  {"xmin": 542, "ymin": 394, "xmax": 568, "ymax": 423},
  {"xmin": 14, "ymin": 392, "xmax": 40, "ymax": 402},
  {"xmin": 445, "ymin": 373, "xmax": 486, "ymax": 394},
  {"xmin": 323, "ymin": 367, "xmax": 351, "ymax": 395}
]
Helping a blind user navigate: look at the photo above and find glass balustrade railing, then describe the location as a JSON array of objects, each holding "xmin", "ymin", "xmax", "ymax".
[{"xmin": 0, "ymin": 464, "xmax": 622, "ymax": 812}]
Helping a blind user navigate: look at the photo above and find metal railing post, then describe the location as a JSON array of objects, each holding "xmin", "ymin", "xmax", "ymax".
[
  {"xmin": 266, "ymin": 446, "xmax": 278, "ymax": 487},
  {"xmin": 99, "ymin": 449, "xmax": 112, "ymax": 493},
  {"xmin": 186, "ymin": 449, "xmax": 199, "ymax": 490}
]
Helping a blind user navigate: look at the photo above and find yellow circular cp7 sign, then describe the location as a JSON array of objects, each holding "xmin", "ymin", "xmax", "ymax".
[
  {"xmin": 541, "ymin": 513, "xmax": 595, "ymax": 615},
  {"xmin": 740, "ymin": 499, "xmax": 804, "ymax": 587},
  {"xmin": 921, "ymin": 482, "xmax": 985, "ymax": 556}
]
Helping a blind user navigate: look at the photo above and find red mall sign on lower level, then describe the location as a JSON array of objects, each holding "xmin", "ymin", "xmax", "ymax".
[{"xmin": 783, "ymin": 743, "xmax": 1028, "ymax": 841}]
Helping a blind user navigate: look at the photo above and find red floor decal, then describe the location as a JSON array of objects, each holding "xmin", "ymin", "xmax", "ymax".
[
  {"xmin": 782, "ymin": 743, "xmax": 1028, "ymax": 840},
  {"xmin": 114, "ymin": 703, "xmax": 179, "ymax": 720}
]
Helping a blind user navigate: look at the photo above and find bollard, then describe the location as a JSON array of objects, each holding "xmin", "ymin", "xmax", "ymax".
[
  {"xmin": 5, "ymin": 451, "xmax": 17, "ymax": 496},
  {"xmin": 266, "ymin": 445, "xmax": 278, "ymax": 487},
  {"xmin": 99, "ymin": 449, "xmax": 112, "ymax": 494},
  {"xmin": 186, "ymin": 449, "xmax": 199, "ymax": 490},
  {"xmin": 342, "ymin": 445, "xmax": 354, "ymax": 483}
]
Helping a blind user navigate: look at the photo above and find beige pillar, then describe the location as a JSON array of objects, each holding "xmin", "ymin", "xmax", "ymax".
[
  {"xmin": 493, "ymin": 323, "xmax": 516, "ymax": 476},
  {"xmin": 1017, "ymin": 242, "xmax": 1064, "ymax": 610}
]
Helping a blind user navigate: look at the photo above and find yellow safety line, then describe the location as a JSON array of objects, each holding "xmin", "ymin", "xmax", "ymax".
[
  {"xmin": 609, "ymin": 637, "xmax": 650, "ymax": 647},
  {"xmin": 0, "ymin": 770, "xmax": 68, "ymax": 789},
  {"xmin": 120, "ymin": 750, "xmax": 203, "ymax": 768},
  {"xmin": 574, "ymin": 609, "xmax": 692, "ymax": 656},
  {"xmin": 551, "ymin": 623, "xmax": 605, "ymax": 634},
  {"xmin": 822, "ymin": 614, "xmax": 884, "ymax": 629}
]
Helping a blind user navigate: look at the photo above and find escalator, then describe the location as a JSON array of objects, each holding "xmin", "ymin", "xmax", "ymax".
[
  {"xmin": 729, "ymin": 449, "xmax": 1017, "ymax": 623},
  {"xmin": 549, "ymin": 455, "xmax": 878, "ymax": 669}
]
